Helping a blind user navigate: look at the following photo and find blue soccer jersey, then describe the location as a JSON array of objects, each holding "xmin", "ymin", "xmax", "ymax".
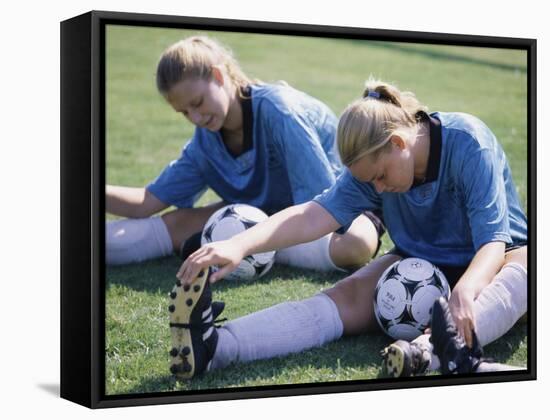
[
  {"xmin": 147, "ymin": 83, "xmax": 341, "ymax": 215},
  {"xmin": 314, "ymin": 112, "xmax": 527, "ymax": 267}
]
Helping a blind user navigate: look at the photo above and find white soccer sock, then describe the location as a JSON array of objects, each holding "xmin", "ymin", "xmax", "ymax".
[
  {"xmin": 275, "ymin": 233, "xmax": 345, "ymax": 272},
  {"xmin": 106, "ymin": 216, "xmax": 174, "ymax": 265},
  {"xmin": 412, "ymin": 262, "xmax": 528, "ymax": 372},
  {"xmin": 473, "ymin": 262, "xmax": 527, "ymax": 347},
  {"xmin": 210, "ymin": 293, "xmax": 343, "ymax": 370}
]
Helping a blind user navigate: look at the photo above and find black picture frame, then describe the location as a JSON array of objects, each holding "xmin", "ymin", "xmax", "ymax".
[{"xmin": 60, "ymin": 10, "xmax": 536, "ymax": 409}]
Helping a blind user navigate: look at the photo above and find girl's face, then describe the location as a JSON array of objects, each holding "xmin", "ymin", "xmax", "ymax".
[
  {"xmin": 164, "ymin": 67, "xmax": 233, "ymax": 132},
  {"xmin": 349, "ymin": 136, "xmax": 416, "ymax": 193}
]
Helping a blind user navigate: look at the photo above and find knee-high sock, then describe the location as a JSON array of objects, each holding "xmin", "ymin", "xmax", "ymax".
[
  {"xmin": 413, "ymin": 262, "xmax": 528, "ymax": 372},
  {"xmin": 106, "ymin": 216, "xmax": 173, "ymax": 265},
  {"xmin": 473, "ymin": 262, "xmax": 527, "ymax": 347},
  {"xmin": 210, "ymin": 293, "xmax": 343, "ymax": 370},
  {"xmin": 275, "ymin": 234, "xmax": 345, "ymax": 272}
]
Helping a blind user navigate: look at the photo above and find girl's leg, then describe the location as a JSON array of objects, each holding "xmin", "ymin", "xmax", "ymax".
[
  {"xmin": 387, "ymin": 246, "xmax": 528, "ymax": 376},
  {"xmin": 171, "ymin": 254, "xmax": 401, "ymax": 376},
  {"xmin": 324, "ymin": 253, "xmax": 401, "ymax": 335},
  {"xmin": 471, "ymin": 246, "xmax": 527, "ymax": 347},
  {"xmin": 274, "ymin": 212, "xmax": 383, "ymax": 272},
  {"xmin": 106, "ymin": 202, "xmax": 224, "ymax": 265},
  {"xmin": 429, "ymin": 296, "xmax": 525, "ymax": 374}
]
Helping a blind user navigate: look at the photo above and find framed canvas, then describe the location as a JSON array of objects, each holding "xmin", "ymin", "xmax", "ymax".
[{"xmin": 60, "ymin": 10, "xmax": 536, "ymax": 409}]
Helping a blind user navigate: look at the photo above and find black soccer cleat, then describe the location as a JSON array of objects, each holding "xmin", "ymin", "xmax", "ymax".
[
  {"xmin": 429, "ymin": 297, "xmax": 483, "ymax": 375},
  {"xmin": 211, "ymin": 301, "xmax": 225, "ymax": 320},
  {"xmin": 179, "ymin": 231, "xmax": 203, "ymax": 261},
  {"xmin": 381, "ymin": 340, "xmax": 430, "ymax": 377},
  {"xmin": 168, "ymin": 268, "xmax": 224, "ymax": 379}
]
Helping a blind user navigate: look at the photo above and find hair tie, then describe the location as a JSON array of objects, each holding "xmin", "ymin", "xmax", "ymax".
[{"xmin": 366, "ymin": 91, "xmax": 380, "ymax": 99}]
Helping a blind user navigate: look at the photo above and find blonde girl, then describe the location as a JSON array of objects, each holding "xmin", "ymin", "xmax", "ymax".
[
  {"xmin": 106, "ymin": 36, "xmax": 382, "ymax": 273},
  {"xmin": 171, "ymin": 79, "xmax": 527, "ymax": 379}
]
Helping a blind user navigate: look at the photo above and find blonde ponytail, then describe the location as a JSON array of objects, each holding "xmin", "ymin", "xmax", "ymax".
[
  {"xmin": 338, "ymin": 78, "xmax": 428, "ymax": 167},
  {"xmin": 156, "ymin": 36, "xmax": 253, "ymax": 95}
]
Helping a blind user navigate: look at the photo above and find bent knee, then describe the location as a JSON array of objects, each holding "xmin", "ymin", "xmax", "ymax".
[
  {"xmin": 346, "ymin": 234, "xmax": 375, "ymax": 264},
  {"xmin": 505, "ymin": 245, "xmax": 527, "ymax": 270},
  {"xmin": 330, "ymin": 231, "xmax": 377, "ymax": 268}
]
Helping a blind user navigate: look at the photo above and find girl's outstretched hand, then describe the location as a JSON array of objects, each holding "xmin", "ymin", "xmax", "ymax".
[
  {"xmin": 177, "ymin": 240, "xmax": 246, "ymax": 285},
  {"xmin": 448, "ymin": 285, "xmax": 477, "ymax": 348}
]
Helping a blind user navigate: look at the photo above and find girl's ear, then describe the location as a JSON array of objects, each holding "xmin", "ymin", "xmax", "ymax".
[
  {"xmin": 390, "ymin": 135, "xmax": 406, "ymax": 150},
  {"xmin": 211, "ymin": 65, "xmax": 225, "ymax": 86}
]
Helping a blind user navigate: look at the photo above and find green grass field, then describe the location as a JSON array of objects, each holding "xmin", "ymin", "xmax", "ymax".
[{"xmin": 105, "ymin": 25, "xmax": 528, "ymax": 395}]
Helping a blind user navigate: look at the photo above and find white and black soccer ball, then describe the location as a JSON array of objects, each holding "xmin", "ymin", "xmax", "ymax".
[
  {"xmin": 373, "ymin": 257, "xmax": 451, "ymax": 341},
  {"xmin": 201, "ymin": 204, "xmax": 276, "ymax": 281}
]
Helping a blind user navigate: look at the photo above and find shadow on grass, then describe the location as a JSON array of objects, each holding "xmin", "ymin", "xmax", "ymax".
[
  {"xmin": 112, "ymin": 332, "xmax": 393, "ymax": 396},
  {"xmin": 106, "ymin": 256, "xmax": 182, "ymax": 294},
  {"xmin": 110, "ymin": 322, "xmax": 528, "ymax": 396},
  {"xmin": 106, "ymin": 256, "xmax": 343, "ymax": 295},
  {"xmin": 338, "ymin": 39, "xmax": 527, "ymax": 74},
  {"xmin": 106, "ymin": 256, "xmax": 528, "ymax": 396},
  {"xmin": 483, "ymin": 321, "xmax": 527, "ymax": 365}
]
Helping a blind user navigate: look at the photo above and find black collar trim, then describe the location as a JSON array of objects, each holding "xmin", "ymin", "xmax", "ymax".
[
  {"xmin": 411, "ymin": 111, "xmax": 442, "ymax": 188},
  {"xmin": 241, "ymin": 85, "xmax": 253, "ymax": 154}
]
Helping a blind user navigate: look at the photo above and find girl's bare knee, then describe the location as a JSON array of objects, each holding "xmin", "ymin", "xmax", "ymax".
[
  {"xmin": 505, "ymin": 245, "xmax": 527, "ymax": 269},
  {"xmin": 330, "ymin": 218, "xmax": 379, "ymax": 268}
]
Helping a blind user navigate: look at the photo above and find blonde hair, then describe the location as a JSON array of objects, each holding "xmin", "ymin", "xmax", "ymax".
[
  {"xmin": 156, "ymin": 35, "xmax": 253, "ymax": 95},
  {"xmin": 337, "ymin": 78, "xmax": 428, "ymax": 167}
]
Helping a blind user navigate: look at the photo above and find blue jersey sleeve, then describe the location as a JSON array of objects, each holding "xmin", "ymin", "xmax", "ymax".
[
  {"xmin": 313, "ymin": 170, "xmax": 382, "ymax": 233},
  {"xmin": 457, "ymin": 136, "xmax": 512, "ymax": 250},
  {"xmin": 146, "ymin": 141, "xmax": 207, "ymax": 208},
  {"xmin": 272, "ymin": 110, "xmax": 337, "ymax": 205}
]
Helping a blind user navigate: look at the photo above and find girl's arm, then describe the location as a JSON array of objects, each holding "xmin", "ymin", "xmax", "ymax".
[
  {"xmin": 448, "ymin": 241, "xmax": 506, "ymax": 347},
  {"xmin": 177, "ymin": 201, "xmax": 340, "ymax": 284},
  {"xmin": 450, "ymin": 127, "xmax": 511, "ymax": 346},
  {"xmin": 106, "ymin": 185, "xmax": 168, "ymax": 218}
]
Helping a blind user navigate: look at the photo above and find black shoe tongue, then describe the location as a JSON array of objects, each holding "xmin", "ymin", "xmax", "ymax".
[{"xmin": 211, "ymin": 301, "xmax": 225, "ymax": 320}]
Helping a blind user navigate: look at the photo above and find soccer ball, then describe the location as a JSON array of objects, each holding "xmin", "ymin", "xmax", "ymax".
[
  {"xmin": 373, "ymin": 257, "xmax": 451, "ymax": 341},
  {"xmin": 201, "ymin": 204, "xmax": 276, "ymax": 281}
]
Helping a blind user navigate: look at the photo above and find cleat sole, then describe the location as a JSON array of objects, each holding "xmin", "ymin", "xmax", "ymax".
[
  {"xmin": 382, "ymin": 342, "xmax": 407, "ymax": 378},
  {"xmin": 169, "ymin": 270, "xmax": 209, "ymax": 380}
]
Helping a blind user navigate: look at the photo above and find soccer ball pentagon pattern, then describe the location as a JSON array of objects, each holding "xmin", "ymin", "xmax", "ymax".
[
  {"xmin": 201, "ymin": 204, "xmax": 276, "ymax": 281},
  {"xmin": 374, "ymin": 257, "xmax": 451, "ymax": 341}
]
